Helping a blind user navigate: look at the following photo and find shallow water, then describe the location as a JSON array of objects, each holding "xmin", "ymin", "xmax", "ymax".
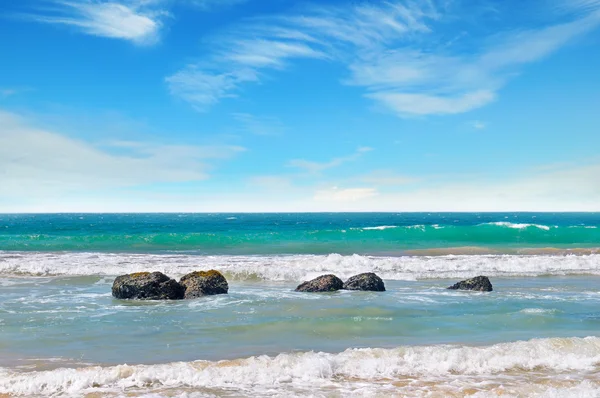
[{"xmin": 2, "ymin": 274, "xmax": 600, "ymax": 368}]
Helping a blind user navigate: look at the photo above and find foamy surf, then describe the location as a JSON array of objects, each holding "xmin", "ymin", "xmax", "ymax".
[
  {"xmin": 1, "ymin": 337, "xmax": 600, "ymax": 397},
  {"xmin": 2, "ymin": 252, "xmax": 600, "ymax": 281}
]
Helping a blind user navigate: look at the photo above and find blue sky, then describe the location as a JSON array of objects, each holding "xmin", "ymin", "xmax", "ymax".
[{"xmin": 1, "ymin": 0, "xmax": 600, "ymax": 212}]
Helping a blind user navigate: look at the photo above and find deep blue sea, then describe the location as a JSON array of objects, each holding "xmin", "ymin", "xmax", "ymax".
[{"xmin": 1, "ymin": 213, "xmax": 600, "ymax": 397}]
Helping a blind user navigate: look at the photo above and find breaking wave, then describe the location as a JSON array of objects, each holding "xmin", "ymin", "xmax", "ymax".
[
  {"xmin": 2, "ymin": 337, "xmax": 600, "ymax": 397},
  {"xmin": 2, "ymin": 252, "xmax": 600, "ymax": 280}
]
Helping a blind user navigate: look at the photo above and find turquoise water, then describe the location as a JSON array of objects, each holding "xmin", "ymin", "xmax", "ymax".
[
  {"xmin": 2, "ymin": 213, "xmax": 600, "ymax": 396},
  {"xmin": 1, "ymin": 213, "xmax": 599, "ymax": 253}
]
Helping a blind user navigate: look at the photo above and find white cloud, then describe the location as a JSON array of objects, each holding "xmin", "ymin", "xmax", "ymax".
[
  {"xmin": 167, "ymin": 0, "xmax": 600, "ymax": 115},
  {"xmin": 166, "ymin": 1, "xmax": 438, "ymax": 111},
  {"xmin": 25, "ymin": 1, "xmax": 168, "ymax": 45},
  {"xmin": 348, "ymin": 9, "xmax": 600, "ymax": 115},
  {"xmin": 0, "ymin": 110, "xmax": 244, "ymax": 200},
  {"xmin": 369, "ymin": 90, "xmax": 497, "ymax": 116},
  {"xmin": 288, "ymin": 160, "xmax": 600, "ymax": 211},
  {"xmin": 362, "ymin": 162, "xmax": 600, "ymax": 212},
  {"xmin": 287, "ymin": 147, "xmax": 372, "ymax": 174}
]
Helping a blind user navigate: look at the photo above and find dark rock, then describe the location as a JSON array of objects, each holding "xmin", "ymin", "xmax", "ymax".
[
  {"xmin": 180, "ymin": 270, "xmax": 229, "ymax": 298},
  {"xmin": 295, "ymin": 274, "xmax": 343, "ymax": 292},
  {"xmin": 112, "ymin": 272, "xmax": 184, "ymax": 300},
  {"xmin": 447, "ymin": 276, "xmax": 493, "ymax": 292},
  {"xmin": 343, "ymin": 272, "xmax": 386, "ymax": 291}
]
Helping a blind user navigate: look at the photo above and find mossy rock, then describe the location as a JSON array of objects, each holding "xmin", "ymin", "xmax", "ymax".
[
  {"xmin": 343, "ymin": 273, "xmax": 385, "ymax": 291},
  {"xmin": 447, "ymin": 276, "xmax": 493, "ymax": 292},
  {"xmin": 129, "ymin": 272, "xmax": 151, "ymax": 278},
  {"xmin": 112, "ymin": 271, "xmax": 184, "ymax": 300},
  {"xmin": 180, "ymin": 270, "xmax": 229, "ymax": 298},
  {"xmin": 295, "ymin": 274, "xmax": 343, "ymax": 292}
]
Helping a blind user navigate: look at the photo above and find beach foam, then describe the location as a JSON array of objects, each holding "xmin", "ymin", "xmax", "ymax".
[{"xmin": 2, "ymin": 252, "xmax": 600, "ymax": 281}]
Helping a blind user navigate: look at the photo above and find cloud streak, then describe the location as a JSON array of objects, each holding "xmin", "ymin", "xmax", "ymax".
[
  {"xmin": 233, "ymin": 113, "xmax": 285, "ymax": 136},
  {"xmin": 23, "ymin": 0, "xmax": 169, "ymax": 45},
  {"xmin": 0, "ymin": 110, "xmax": 245, "ymax": 200},
  {"xmin": 288, "ymin": 147, "xmax": 373, "ymax": 174},
  {"xmin": 167, "ymin": 0, "xmax": 600, "ymax": 115}
]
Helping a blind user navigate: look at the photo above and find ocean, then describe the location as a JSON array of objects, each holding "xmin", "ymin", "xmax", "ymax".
[{"xmin": 1, "ymin": 213, "xmax": 600, "ymax": 397}]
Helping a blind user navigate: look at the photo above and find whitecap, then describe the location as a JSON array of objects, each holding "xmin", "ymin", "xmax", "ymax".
[
  {"xmin": 361, "ymin": 225, "xmax": 399, "ymax": 230},
  {"xmin": 482, "ymin": 222, "xmax": 552, "ymax": 231}
]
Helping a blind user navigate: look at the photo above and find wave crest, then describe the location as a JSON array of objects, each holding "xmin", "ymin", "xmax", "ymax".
[
  {"xmin": 2, "ymin": 252, "xmax": 600, "ymax": 280},
  {"xmin": 1, "ymin": 337, "xmax": 600, "ymax": 396}
]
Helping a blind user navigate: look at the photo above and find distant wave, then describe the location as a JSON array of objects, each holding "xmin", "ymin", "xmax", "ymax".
[
  {"xmin": 361, "ymin": 225, "xmax": 399, "ymax": 230},
  {"xmin": 480, "ymin": 222, "xmax": 553, "ymax": 231},
  {"xmin": 2, "ymin": 252, "xmax": 600, "ymax": 280},
  {"xmin": 2, "ymin": 337, "xmax": 600, "ymax": 396}
]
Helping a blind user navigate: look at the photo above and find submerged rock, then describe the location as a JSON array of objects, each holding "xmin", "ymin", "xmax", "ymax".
[
  {"xmin": 343, "ymin": 273, "xmax": 386, "ymax": 291},
  {"xmin": 295, "ymin": 274, "xmax": 344, "ymax": 292},
  {"xmin": 447, "ymin": 276, "xmax": 493, "ymax": 292},
  {"xmin": 179, "ymin": 270, "xmax": 229, "ymax": 298},
  {"xmin": 112, "ymin": 272, "xmax": 184, "ymax": 300}
]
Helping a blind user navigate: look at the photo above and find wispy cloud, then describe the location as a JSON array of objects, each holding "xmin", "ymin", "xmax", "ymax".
[
  {"xmin": 182, "ymin": 0, "xmax": 249, "ymax": 10},
  {"xmin": 167, "ymin": 68, "xmax": 258, "ymax": 111},
  {"xmin": 23, "ymin": 0, "xmax": 169, "ymax": 45},
  {"xmin": 559, "ymin": 0, "xmax": 600, "ymax": 14},
  {"xmin": 167, "ymin": 0, "xmax": 600, "ymax": 115},
  {"xmin": 0, "ymin": 87, "xmax": 33, "ymax": 98},
  {"xmin": 1, "ymin": 89, "xmax": 18, "ymax": 98},
  {"xmin": 288, "ymin": 147, "xmax": 372, "ymax": 174},
  {"xmin": 0, "ymin": 109, "xmax": 245, "ymax": 200},
  {"xmin": 233, "ymin": 113, "xmax": 285, "ymax": 136},
  {"xmin": 166, "ymin": 1, "xmax": 437, "ymax": 111}
]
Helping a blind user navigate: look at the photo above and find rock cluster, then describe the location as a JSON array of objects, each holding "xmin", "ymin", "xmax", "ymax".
[
  {"xmin": 112, "ymin": 270, "xmax": 495, "ymax": 300},
  {"xmin": 447, "ymin": 276, "xmax": 493, "ymax": 292},
  {"xmin": 112, "ymin": 270, "xmax": 228, "ymax": 300},
  {"xmin": 295, "ymin": 272, "xmax": 386, "ymax": 292}
]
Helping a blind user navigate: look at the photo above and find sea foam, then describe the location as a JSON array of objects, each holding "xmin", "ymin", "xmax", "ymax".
[
  {"xmin": 2, "ymin": 252, "xmax": 600, "ymax": 281},
  {"xmin": 1, "ymin": 337, "xmax": 600, "ymax": 396}
]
